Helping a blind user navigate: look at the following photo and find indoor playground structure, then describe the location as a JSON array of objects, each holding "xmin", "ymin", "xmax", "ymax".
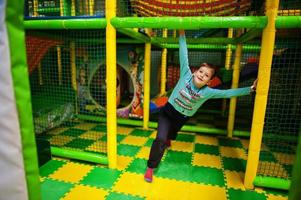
[{"xmin": 1, "ymin": 0, "xmax": 301, "ymax": 199}]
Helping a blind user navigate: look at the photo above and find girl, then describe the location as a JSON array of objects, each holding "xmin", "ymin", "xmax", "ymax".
[{"xmin": 144, "ymin": 30, "xmax": 257, "ymax": 182}]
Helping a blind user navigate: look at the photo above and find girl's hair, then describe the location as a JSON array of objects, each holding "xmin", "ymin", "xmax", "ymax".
[{"xmin": 199, "ymin": 63, "xmax": 218, "ymax": 79}]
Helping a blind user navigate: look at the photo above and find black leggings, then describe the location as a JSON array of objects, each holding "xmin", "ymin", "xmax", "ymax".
[{"xmin": 147, "ymin": 103, "xmax": 189, "ymax": 168}]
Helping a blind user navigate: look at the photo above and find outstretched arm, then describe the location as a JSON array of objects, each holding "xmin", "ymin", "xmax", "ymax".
[
  {"xmin": 179, "ymin": 30, "xmax": 190, "ymax": 77},
  {"xmin": 209, "ymin": 78, "xmax": 258, "ymax": 99},
  {"xmin": 209, "ymin": 87, "xmax": 251, "ymax": 99}
]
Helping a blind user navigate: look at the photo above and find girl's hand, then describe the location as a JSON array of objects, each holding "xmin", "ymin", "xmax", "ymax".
[
  {"xmin": 251, "ymin": 79, "xmax": 258, "ymax": 92},
  {"xmin": 179, "ymin": 30, "xmax": 185, "ymax": 36}
]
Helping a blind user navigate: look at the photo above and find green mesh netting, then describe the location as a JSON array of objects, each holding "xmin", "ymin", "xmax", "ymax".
[
  {"xmin": 25, "ymin": 0, "xmax": 105, "ymax": 18},
  {"xmin": 257, "ymin": 34, "xmax": 301, "ymax": 179},
  {"xmin": 256, "ymin": 1, "xmax": 301, "ymax": 179},
  {"xmin": 26, "ymin": 29, "xmax": 107, "ymax": 156}
]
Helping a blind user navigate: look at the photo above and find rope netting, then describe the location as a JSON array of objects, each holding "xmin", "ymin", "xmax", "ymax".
[
  {"xmin": 26, "ymin": 30, "xmax": 107, "ymax": 155},
  {"xmin": 24, "ymin": 0, "xmax": 105, "ymax": 18},
  {"xmin": 130, "ymin": 0, "xmax": 252, "ymax": 17},
  {"xmin": 24, "ymin": 0, "xmax": 300, "ymax": 18},
  {"xmin": 120, "ymin": 0, "xmax": 265, "ymax": 17},
  {"xmin": 257, "ymin": 31, "xmax": 301, "ymax": 179},
  {"xmin": 232, "ymin": 51, "xmax": 258, "ymax": 131}
]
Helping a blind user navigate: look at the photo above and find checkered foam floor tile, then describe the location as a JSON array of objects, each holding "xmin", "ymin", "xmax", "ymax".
[{"xmin": 39, "ymin": 122, "xmax": 290, "ymax": 200}]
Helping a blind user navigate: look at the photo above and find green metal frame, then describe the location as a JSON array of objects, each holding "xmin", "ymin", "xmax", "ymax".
[
  {"xmin": 117, "ymin": 28, "xmax": 151, "ymax": 43},
  {"xmin": 111, "ymin": 16, "xmax": 301, "ymax": 29},
  {"xmin": 23, "ymin": 14, "xmax": 301, "ymax": 191},
  {"xmin": 51, "ymin": 147, "xmax": 108, "ymax": 164},
  {"xmin": 254, "ymin": 176, "xmax": 290, "ymax": 190},
  {"xmin": 23, "ymin": 16, "xmax": 301, "ymax": 49},
  {"xmin": 289, "ymin": 125, "xmax": 301, "ymax": 199},
  {"xmin": 111, "ymin": 16, "xmax": 268, "ymax": 29},
  {"xmin": 76, "ymin": 114, "xmax": 250, "ymax": 137},
  {"xmin": 24, "ymin": 18, "xmax": 107, "ymax": 29}
]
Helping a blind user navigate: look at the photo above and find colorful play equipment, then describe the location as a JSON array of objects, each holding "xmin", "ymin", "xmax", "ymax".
[
  {"xmin": 1, "ymin": 0, "xmax": 301, "ymax": 199},
  {"xmin": 130, "ymin": 0, "xmax": 252, "ymax": 16},
  {"xmin": 25, "ymin": 0, "xmax": 105, "ymax": 17},
  {"xmin": 24, "ymin": 0, "xmax": 300, "ymax": 189}
]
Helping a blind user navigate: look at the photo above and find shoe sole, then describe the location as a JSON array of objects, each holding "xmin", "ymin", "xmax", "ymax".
[{"xmin": 144, "ymin": 177, "xmax": 152, "ymax": 183}]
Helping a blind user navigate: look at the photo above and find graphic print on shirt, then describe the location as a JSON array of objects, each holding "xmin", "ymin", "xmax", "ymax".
[{"xmin": 174, "ymin": 82, "xmax": 202, "ymax": 111}]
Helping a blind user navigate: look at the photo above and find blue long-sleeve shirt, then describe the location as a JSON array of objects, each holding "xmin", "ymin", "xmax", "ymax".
[{"xmin": 168, "ymin": 35, "xmax": 252, "ymax": 116}]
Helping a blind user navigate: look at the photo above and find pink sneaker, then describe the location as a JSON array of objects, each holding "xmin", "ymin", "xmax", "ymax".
[
  {"xmin": 166, "ymin": 139, "xmax": 171, "ymax": 147},
  {"xmin": 144, "ymin": 168, "xmax": 153, "ymax": 183}
]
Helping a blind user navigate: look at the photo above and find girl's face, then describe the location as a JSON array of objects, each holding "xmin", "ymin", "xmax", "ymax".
[{"xmin": 193, "ymin": 66, "xmax": 214, "ymax": 88}]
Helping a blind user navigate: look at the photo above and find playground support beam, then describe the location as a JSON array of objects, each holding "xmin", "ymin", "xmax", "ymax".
[
  {"xmin": 151, "ymin": 37, "xmax": 236, "ymax": 45},
  {"xmin": 71, "ymin": 0, "xmax": 75, "ymax": 16},
  {"xmin": 254, "ymin": 176, "xmax": 290, "ymax": 190},
  {"xmin": 51, "ymin": 147, "xmax": 108, "ymax": 164},
  {"xmin": 111, "ymin": 16, "xmax": 267, "ymax": 29},
  {"xmin": 89, "ymin": 0, "xmax": 94, "ymax": 16},
  {"xmin": 70, "ymin": 41, "xmax": 78, "ymax": 113},
  {"xmin": 33, "ymin": 0, "xmax": 38, "ymax": 16},
  {"xmin": 38, "ymin": 63, "xmax": 43, "ymax": 85},
  {"xmin": 24, "ymin": 18, "xmax": 107, "ymax": 29},
  {"xmin": 106, "ymin": 0, "xmax": 117, "ymax": 169},
  {"xmin": 225, "ymin": 28, "xmax": 233, "ymax": 70},
  {"xmin": 57, "ymin": 46, "xmax": 62, "ymax": 85},
  {"xmin": 222, "ymin": 29, "xmax": 233, "ymax": 117},
  {"xmin": 22, "ymin": 16, "xmax": 299, "ymax": 30},
  {"xmin": 70, "ymin": 41, "xmax": 77, "ymax": 110},
  {"xmin": 76, "ymin": 114, "xmax": 250, "ymax": 137},
  {"xmin": 244, "ymin": 0, "xmax": 279, "ymax": 189},
  {"xmin": 59, "ymin": 0, "xmax": 64, "ymax": 16},
  {"xmin": 227, "ymin": 44, "xmax": 242, "ymax": 137},
  {"xmin": 289, "ymin": 127, "xmax": 301, "ymax": 200},
  {"xmin": 111, "ymin": 16, "xmax": 299, "ymax": 29},
  {"xmin": 160, "ymin": 29, "xmax": 167, "ymax": 96},
  {"xmin": 161, "ymin": 43, "xmax": 292, "ymax": 50},
  {"xmin": 276, "ymin": 16, "xmax": 301, "ymax": 28},
  {"xmin": 76, "ymin": 114, "xmax": 300, "ymax": 141},
  {"xmin": 143, "ymin": 41, "xmax": 152, "ymax": 129},
  {"xmin": 235, "ymin": 29, "xmax": 262, "ymax": 44},
  {"xmin": 161, "ymin": 44, "xmax": 261, "ymax": 51},
  {"xmin": 117, "ymin": 28, "xmax": 151, "ymax": 43}
]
